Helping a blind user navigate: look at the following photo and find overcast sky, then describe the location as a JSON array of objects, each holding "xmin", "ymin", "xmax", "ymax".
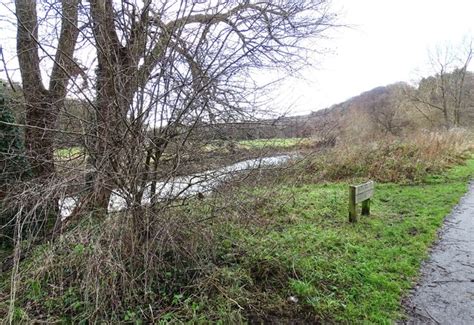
[
  {"xmin": 275, "ymin": 0, "xmax": 474, "ymax": 115},
  {"xmin": 2, "ymin": 1, "xmax": 474, "ymax": 116}
]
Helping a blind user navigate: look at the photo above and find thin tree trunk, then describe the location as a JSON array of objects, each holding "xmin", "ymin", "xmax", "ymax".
[{"xmin": 80, "ymin": 0, "xmax": 134, "ymax": 214}]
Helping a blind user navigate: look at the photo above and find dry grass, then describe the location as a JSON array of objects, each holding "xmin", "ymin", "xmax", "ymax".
[
  {"xmin": 0, "ymin": 205, "xmax": 221, "ymax": 322},
  {"xmin": 0, "ymin": 160, "xmax": 301, "ymax": 323},
  {"xmin": 304, "ymin": 129, "xmax": 472, "ymax": 183}
]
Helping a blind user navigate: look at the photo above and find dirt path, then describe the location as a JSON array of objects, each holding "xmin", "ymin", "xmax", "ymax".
[{"xmin": 403, "ymin": 182, "xmax": 474, "ymax": 324}]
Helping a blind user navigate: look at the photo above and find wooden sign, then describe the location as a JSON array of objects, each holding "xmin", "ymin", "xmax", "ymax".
[{"xmin": 349, "ymin": 180, "xmax": 375, "ymax": 223}]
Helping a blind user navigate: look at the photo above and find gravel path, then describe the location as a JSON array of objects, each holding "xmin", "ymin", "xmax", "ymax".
[{"xmin": 403, "ymin": 182, "xmax": 474, "ymax": 324}]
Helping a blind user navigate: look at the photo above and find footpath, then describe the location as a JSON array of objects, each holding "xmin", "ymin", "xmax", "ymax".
[{"xmin": 404, "ymin": 182, "xmax": 474, "ymax": 324}]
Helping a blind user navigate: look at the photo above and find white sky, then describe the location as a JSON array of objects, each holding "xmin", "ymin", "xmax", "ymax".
[
  {"xmin": 2, "ymin": 0, "xmax": 474, "ymax": 116},
  {"xmin": 275, "ymin": 0, "xmax": 474, "ymax": 115}
]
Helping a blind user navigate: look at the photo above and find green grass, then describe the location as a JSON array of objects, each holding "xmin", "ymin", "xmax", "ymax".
[
  {"xmin": 238, "ymin": 137, "xmax": 310, "ymax": 150},
  {"xmin": 201, "ymin": 137, "xmax": 309, "ymax": 154},
  {"xmin": 3, "ymin": 155, "xmax": 473, "ymax": 322},
  {"xmin": 191, "ymin": 158, "xmax": 474, "ymax": 322},
  {"xmin": 54, "ymin": 139, "xmax": 307, "ymax": 159},
  {"xmin": 54, "ymin": 146, "xmax": 82, "ymax": 159}
]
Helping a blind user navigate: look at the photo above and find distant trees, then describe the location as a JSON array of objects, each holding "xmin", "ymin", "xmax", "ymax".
[
  {"xmin": 322, "ymin": 38, "xmax": 474, "ymax": 141},
  {"xmin": 411, "ymin": 40, "xmax": 474, "ymax": 129},
  {"xmin": 317, "ymin": 83, "xmax": 415, "ymax": 142},
  {"xmin": 366, "ymin": 83, "xmax": 411, "ymax": 135},
  {"xmin": 314, "ymin": 39, "xmax": 474, "ymax": 140}
]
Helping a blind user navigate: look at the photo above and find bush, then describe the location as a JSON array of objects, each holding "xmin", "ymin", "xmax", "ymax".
[{"xmin": 0, "ymin": 205, "xmax": 220, "ymax": 322}]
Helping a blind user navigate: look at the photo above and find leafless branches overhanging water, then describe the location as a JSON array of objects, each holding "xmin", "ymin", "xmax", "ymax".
[{"xmin": 1, "ymin": 1, "xmax": 339, "ymax": 321}]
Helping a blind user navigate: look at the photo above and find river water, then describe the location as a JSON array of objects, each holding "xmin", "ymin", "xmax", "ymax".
[{"xmin": 60, "ymin": 155, "xmax": 293, "ymax": 218}]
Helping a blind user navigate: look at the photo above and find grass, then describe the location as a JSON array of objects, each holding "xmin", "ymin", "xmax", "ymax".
[
  {"xmin": 2, "ymin": 133, "xmax": 473, "ymax": 323},
  {"xmin": 54, "ymin": 138, "xmax": 305, "ymax": 160},
  {"xmin": 200, "ymin": 137, "xmax": 310, "ymax": 153},
  {"xmin": 54, "ymin": 146, "xmax": 82, "ymax": 159},
  {"xmin": 175, "ymin": 157, "xmax": 474, "ymax": 322},
  {"xmin": 238, "ymin": 137, "xmax": 310, "ymax": 150}
]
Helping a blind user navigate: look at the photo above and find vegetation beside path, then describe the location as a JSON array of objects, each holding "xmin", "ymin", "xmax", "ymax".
[
  {"xmin": 1, "ymin": 133, "xmax": 473, "ymax": 323},
  {"xmin": 224, "ymin": 159, "xmax": 474, "ymax": 322}
]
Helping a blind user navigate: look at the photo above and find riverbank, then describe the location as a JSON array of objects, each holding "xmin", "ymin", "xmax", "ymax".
[
  {"xmin": 54, "ymin": 138, "xmax": 315, "ymax": 198},
  {"xmin": 1, "ymin": 134, "xmax": 472, "ymax": 323}
]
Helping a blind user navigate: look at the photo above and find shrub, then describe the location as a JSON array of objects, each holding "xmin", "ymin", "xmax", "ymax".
[{"xmin": 0, "ymin": 206, "xmax": 220, "ymax": 322}]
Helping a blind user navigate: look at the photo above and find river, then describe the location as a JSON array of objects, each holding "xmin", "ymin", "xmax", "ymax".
[{"xmin": 60, "ymin": 154, "xmax": 294, "ymax": 218}]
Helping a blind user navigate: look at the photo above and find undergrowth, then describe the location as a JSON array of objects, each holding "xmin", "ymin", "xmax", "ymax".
[{"xmin": 304, "ymin": 130, "xmax": 471, "ymax": 183}]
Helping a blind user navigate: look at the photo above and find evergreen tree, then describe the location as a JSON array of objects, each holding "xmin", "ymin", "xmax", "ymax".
[
  {"xmin": 0, "ymin": 81, "xmax": 30, "ymax": 185},
  {"xmin": 0, "ymin": 81, "xmax": 30, "ymax": 246}
]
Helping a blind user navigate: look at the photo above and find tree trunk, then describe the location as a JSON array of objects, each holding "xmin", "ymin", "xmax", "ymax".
[
  {"xmin": 81, "ymin": 0, "xmax": 135, "ymax": 214},
  {"xmin": 16, "ymin": 0, "xmax": 80, "ymax": 178},
  {"xmin": 16, "ymin": 0, "xmax": 54, "ymax": 177},
  {"xmin": 443, "ymin": 107, "xmax": 450, "ymax": 129},
  {"xmin": 16, "ymin": 0, "xmax": 80, "ymax": 237}
]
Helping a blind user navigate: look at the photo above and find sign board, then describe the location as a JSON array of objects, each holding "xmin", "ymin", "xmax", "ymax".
[
  {"xmin": 354, "ymin": 181, "xmax": 375, "ymax": 204},
  {"xmin": 349, "ymin": 181, "xmax": 375, "ymax": 223}
]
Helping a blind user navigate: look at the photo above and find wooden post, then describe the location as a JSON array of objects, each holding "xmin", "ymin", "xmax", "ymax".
[
  {"xmin": 361, "ymin": 199, "xmax": 370, "ymax": 216},
  {"xmin": 349, "ymin": 185, "xmax": 357, "ymax": 223},
  {"xmin": 348, "ymin": 181, "xmax": 374, "ymax": 223}
]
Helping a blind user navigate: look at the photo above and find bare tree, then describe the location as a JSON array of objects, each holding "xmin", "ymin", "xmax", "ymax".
[
  {"xmin": 15, "ymin": 0, "xmax": 81, "ymax": 178},
  {"xmin": 68, "ymin": 0, "xmax": 339, "ymax": 215},
  {"xmin": 2, "ymin": 2, "xmax": 342, "ymax": 320},
  {"xmin": 367, "ymin": 83, "xmax": 410, "ymax": 135},
  {"xmin": 0, "ymin": 0, "xmax": 341, "ymax": 242},
  {"xmin": 411, "ymin": 39, "xmax": 473, "ymax": 129}
]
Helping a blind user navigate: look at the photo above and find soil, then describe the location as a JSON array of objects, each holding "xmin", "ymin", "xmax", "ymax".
[{"xmin": 402, "ymin": 182, "xmax": 474, "ymax": 324}]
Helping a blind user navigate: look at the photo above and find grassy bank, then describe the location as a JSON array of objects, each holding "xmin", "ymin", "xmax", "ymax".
[
  {"xmin": 2, "ymin": 133, "xmax": 473, "ymax": 323},
  {"xmin": 55, "ymin": 146, "xmax": 83, "ymax": 159},
  {"xmin": 207, "ymin": 159, "xmax": 474, "ymax": 322},
  {"xmin": 54, "ymin": 138, "xmax": 309, "ymax": 159},
  {"xmin": 238, "ymin": 137, "xmax": 310, "ymax": 150}
]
